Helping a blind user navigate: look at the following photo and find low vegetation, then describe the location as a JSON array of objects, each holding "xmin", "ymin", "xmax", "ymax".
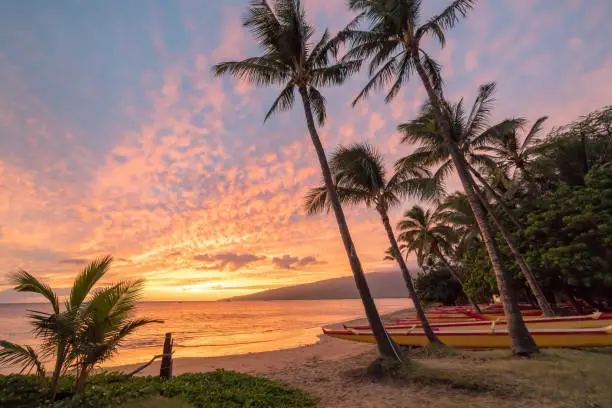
[
  {"xmin": 0, "ymin": 370, "xmax": 318, "ymax": 408},
  {"xmin": 297, "ymin": 347, "xmax": 612, "ymax": 408},
  {"xmin": 0, "ymin": 257, "xmax": 160, "ymax": 400}
]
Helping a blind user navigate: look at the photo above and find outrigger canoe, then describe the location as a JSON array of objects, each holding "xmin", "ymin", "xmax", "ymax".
[
  {"xmin": 346, "ymin": 312, "xmax": 612, "ymax": 331},
  {"xmin": 323, "ymin": 326, "xmax": 612, "ymax": 348},
  {"xmin": 464, "ymin": 310, "xmax": 544, "ymax": 320},
  {"xmin": 391, "ymin": 309, "xmax": 544, "ymax": 325}
]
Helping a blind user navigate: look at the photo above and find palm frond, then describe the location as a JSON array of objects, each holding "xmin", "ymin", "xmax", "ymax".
[
  {"xmin": 464, "ymin": 82, "xmax": 496, "ymax": 139},
  {"xmin": 417, "ymin": 21, "xmax": 446, "ymax": 46},
  {"xmin": 212, "ymin": 58, "xmax": 288, "ymax": 86},
  {"xmin": 9, "ymin": 270, "xmax": 59, "ymax": 313},
  {"xmin": 335, "ymin": 186, "xmax": 375, "ymax": 208},
  {"xmin": 330, "ymin": 143, "xmax": 387, "ymax": 193},
  {"xmin": 418, "ymin": 0, "xmax": 476, "ymax": 33},
  {"xmin": 352, "ymin": 54, "xmax": 399, "ymax": 106},
  {"xmin": 419, "ymin": 49, "xmax": 443, "ymax": 91},
  {"xmin": 264, "ymin": 84, "xmax": 295, "ymax": 122},
  {"xmin": 69, "ymin": 255, "xmax": 113, "ymax": 310},
  {"xmin": 384, "ymin": 52, "xmax": 415, "ymax": 103},
  {"xmin": 303, "ymin": 185, "xmax": 329, "ymax": 215},
  {"xmin": 521, "ymin": 116, "xmax": 548, "ymax": 151},
  {"xmin": 387, "ymin": 175, "xmax": 443, "ymax": 203},
  {"xmin": 311, "ymin": 60, "xmax": 362, "ymax": 88},
  {"xmin": 0, "ymin": 341, "xmax": 45, "ymax": 376},
  {"xmin": 471, "ymin": 118, "xmax": 526, "ymax": 148},
  {"xmin": 308, "ymin": 86, "xmax": 327, "ymax": 125},
  {"xmin": 243, "ymin": 0, "xmax": 282, "ymax": 51}
]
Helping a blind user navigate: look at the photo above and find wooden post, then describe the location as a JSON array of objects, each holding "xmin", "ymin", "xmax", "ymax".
[{"xmin": 159, "ymin": 332, "xmax": 173, "ymax": 379}]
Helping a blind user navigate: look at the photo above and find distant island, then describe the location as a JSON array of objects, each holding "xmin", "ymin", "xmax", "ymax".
[{"xmin": 224, "ymin": 270, "xmax": 418, "ymax": 301}]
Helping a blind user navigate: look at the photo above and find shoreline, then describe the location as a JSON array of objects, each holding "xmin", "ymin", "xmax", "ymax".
[{"xmin": 107, "ymin": 308, "xmax": 413, "ymax": 376}]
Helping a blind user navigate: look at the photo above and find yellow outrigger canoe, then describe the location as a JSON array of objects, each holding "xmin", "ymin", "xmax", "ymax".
[
  {"xmin": 323, "ymin": 326, "xmax": 612, "ymax": 348},
  {"xmin": 347, "ymin": 312, "xmax": 612, "ymax": 331}
]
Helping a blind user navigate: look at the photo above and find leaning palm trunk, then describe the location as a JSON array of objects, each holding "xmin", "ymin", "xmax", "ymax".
[
  {"xmin": 471, "ymin": 185, "xmax": 556, "ymax": 317},
  {"xmin": 298, "ymin": 87, "xmax": 402, "ymax": 360},
  {"xmin": 467, "ymin": 163, "xmax": 522, "ymax": 228},
  {"xmin": 412, "ymin": 52, "xmax": 538, "ymax": 354},
  {"xmin": 379, "ymin": 208, "xmax": 442, "ymax": 346},
  {"xmin": 434, "ymin": 249, "xmax": 481, "ymax": 313}
]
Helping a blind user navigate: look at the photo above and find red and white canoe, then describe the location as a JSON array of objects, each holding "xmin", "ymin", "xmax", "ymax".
[
  {"xmin": 345, "ymin": 312, "xmax": 612, "ymax": 331},
  {"xmin": 323, "ymin": 325, "xmax": 612, "ymax": 348}
]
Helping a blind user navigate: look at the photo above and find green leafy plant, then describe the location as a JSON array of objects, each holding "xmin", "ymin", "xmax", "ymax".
[
  {"xmin": 0, "ymin": 256, "xmax": 161, "ymax": 397},
  {"xmin": 0, "ymin": 371, "xmax": 318, "ymax": 408}
]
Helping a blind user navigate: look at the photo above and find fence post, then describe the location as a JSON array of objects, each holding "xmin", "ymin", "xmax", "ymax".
[{"xmin": 159, "ymin": 332, "xmax": 173, "ymax": 379}]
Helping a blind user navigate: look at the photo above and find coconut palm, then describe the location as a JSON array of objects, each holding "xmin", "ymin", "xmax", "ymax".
[
  {"xmin": 212, "ymin": 0, "xmax": 401, "ymax": 360},
  {"xmin": 395, "ymin": 86, "xmax": 555, "ymax": 318},
  {"xmin": 347, "ymin": 0, "xmax": 539, "ymax": 354},
  {"xmin": 397, "ymin": 205, "xmax": 481, "ymax": 312},
  {"xmin": 0, "ymin": 256, "xmax": 160, "ymax": 396},
  {"xmin": 394, "ymin": 86, "xmax": 523, "ymax": 227},
  {"xmin": 482, "ymin": 116, "xmax": 549, "ymax": 184},
  {"xmin": 304, "ymin": 143, "xmax": 442, "ymax": 345},
  {"xmin": 438, "ymin": 193, "xmax": 481, "ymax": 256}
]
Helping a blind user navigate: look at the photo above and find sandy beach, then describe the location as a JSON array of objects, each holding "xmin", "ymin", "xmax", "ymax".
[
  {"xmin": 108, "ymin": 309, "xmax": 612, "ymax": 408},
  {"xmin": 109, "ymin": 310, "xmax": 408, "ymax": 377},
  {"xmin": 108, "ymin": 309, "xmax": 476, "ymax": 408}
]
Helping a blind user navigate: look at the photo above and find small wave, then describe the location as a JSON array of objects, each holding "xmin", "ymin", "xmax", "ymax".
[{"xmin": 174, "ymin": 338, "xmax": 276, "ymax": 348}]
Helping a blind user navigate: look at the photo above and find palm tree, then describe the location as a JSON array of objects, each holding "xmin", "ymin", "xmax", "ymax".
[
  {"xmin": 482, "ymin": 116, "xmax": 549, "ymax": 184},
  {"xmin": 395, "ymin": 86, "xmax": 555, "ymax": 317},
  {"xmin": 0, "ymin": 256, "xmax": 160, "ymax": 396},
  {"xmin": 397, "ymin": 205, "xmax": 481, "ymax": 312},
  {"xmin": 212, "ymin": 0, "xmax": 401, "ymax": 360},
  {"xmin": 346, "ymin": 0, "xmax": 539, "ymax": 354},
  {"xmin": 394, "ymin": 86, "xmax": 523, "ymax": 228},
  {"xmin": 304, "ymin": 143, "xmax": 442, "ymax": 345}
]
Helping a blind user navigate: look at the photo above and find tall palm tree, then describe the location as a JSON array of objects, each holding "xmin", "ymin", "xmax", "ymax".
[
  {"xmin": 0, "ymin": 256, "xmax": 160, "ymax": 396},
  {"xmin": 395, "ymin": 86, "xmax": 555, "ymax": 317},
  {"xmin": 397, "ymin": 205, "xmax": 481, "ymax": 312},
  {"xmin": 305, "ymin": 143, "xmax": 442, "ymax": 345},
  {"xmin": 212, "ymin": 0, "xmax": 401, "ymax": 360},
  {"xmin": 346, "ymin": 0, "xmax": 539, "ymax": 354}
]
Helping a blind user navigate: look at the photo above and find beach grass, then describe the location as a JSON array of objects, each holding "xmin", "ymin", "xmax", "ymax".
[
  {"xmin": 279, "ymin": 346, "xmax": 612, "ymax": 408},
  {"xmin": 123, "ymin": 396, "xmax": 193, "ymax": 408}
]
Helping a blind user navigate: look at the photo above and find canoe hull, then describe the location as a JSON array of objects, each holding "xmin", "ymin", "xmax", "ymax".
[
  {"xmin": 348, "ymin": 313, "xmax": 612, "ymax": 331},
  {"xmin": 323, "ymin": 327, "xmax": 612, "ymax": 348}
]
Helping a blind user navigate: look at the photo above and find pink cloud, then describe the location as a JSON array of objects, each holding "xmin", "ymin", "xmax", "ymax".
[
  {"xmin": 464, "ymin": 50, "xmax": 478, "ymax": 72},
  {"xmin": 367, "ymin": 113, "xmax": 385, "ymax": 137}
]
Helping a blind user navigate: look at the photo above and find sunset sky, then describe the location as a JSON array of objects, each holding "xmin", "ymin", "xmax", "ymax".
[{"xmin": 1, "ymin": 0, "xmax": 611, "ymax": 302}]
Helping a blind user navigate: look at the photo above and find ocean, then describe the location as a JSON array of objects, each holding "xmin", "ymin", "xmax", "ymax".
[{"xmin": 0, "ymin": 298, "xmax": 410, "ymax": 373}]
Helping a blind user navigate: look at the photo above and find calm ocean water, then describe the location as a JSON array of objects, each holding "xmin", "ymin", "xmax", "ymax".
[{"xmin": 0, "ymin": 298, "xmax": 410, "ymax": 372}]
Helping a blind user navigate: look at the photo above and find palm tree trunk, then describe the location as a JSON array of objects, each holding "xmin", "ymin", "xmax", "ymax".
[
  {"xmin": 50, "ymin": 346, "xmax": 66, "ymax": 400},
  {"xmin": 471, "ymin": 184, "xmax": 556, "ymax": 317},
  {"xmin": 74, "ymin": 364, "xmax": 90, "ymax": 394},
  {"xmin": 563, "ymin": 288, "xmax": 584, "ymax": 315},
  {"xmin": 378, "ymin": 208, "xmax": 442, "ymax": 346},
  {"xmin": 434, "ymin": 249, "xmax": 481, "ymax": 313},
  {"xmin": 298, "ymin": 87, "xmax": 402, "ymax": 361},
  {"xmin": 412, "ymin": 50, "xmax": 538, "ymax": 355},
  {"xmin": 467, "ymin": 163, "xmax": 522, "ymax": 228}
]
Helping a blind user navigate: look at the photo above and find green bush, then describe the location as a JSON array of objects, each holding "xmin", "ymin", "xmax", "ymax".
[
  {"xmin": 415, "ymin": 267, "xmax": 465, "ymax": 306},
  {"xmin": 0, "ymin": 371, "xmax": 317, "ymax": 408}
]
